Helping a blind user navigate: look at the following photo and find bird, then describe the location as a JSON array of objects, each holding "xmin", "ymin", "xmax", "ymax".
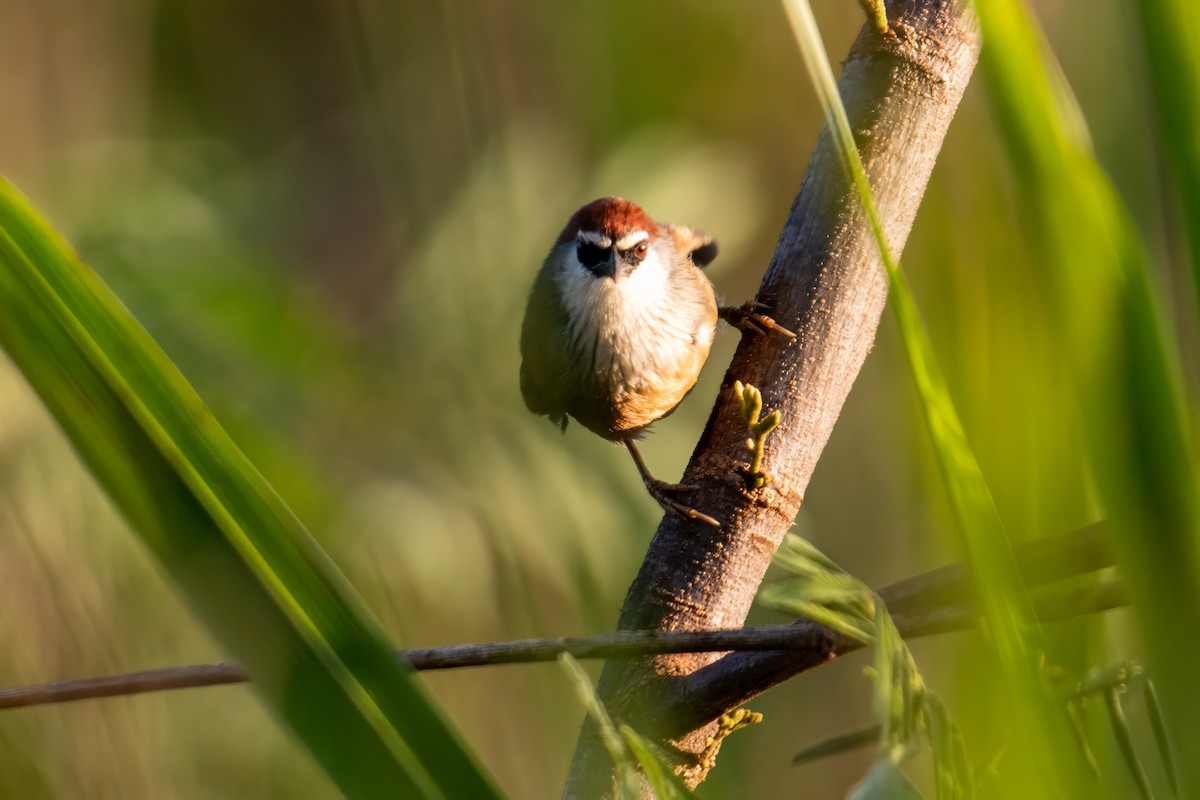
[{"xmin": 519, "ymin": 197, "xmax": 792, "ymax": 527}]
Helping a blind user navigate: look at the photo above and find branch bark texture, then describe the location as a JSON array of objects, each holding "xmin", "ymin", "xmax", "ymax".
[{"xmin": 564, "ymin": 1, "xmax": 982, "ymax": 794}]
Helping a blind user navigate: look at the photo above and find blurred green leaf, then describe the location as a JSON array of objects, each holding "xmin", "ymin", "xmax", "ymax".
[
  {"xmin": 974, "ymin": 1, "xmax": 1200, "ymax": 794},
  {"xmin": 0, "ymin": 177, "xmax": 499, "ymax": 799},
  {"xmin": 1135, "ymin": 0, "xmax": 1200, "ymax": 308}
]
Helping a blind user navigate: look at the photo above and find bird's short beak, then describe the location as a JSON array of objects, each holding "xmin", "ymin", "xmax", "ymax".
[{"xmin": 600, "ymin": 248, "xmax": 618, "ymax": 280}]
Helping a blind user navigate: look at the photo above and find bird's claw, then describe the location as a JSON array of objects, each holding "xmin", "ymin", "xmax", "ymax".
[
  {"xmin": 719, "ymin": 302, "xmax": 796, "ymax": 339},
  {"xmin": 645, "ymin": 479, "xmax": 720, "ymax": 527}
]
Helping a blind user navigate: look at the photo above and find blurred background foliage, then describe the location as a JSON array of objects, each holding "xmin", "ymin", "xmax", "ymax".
[{"xmin": 0, "ymin": 0, "xmax": 1194, "ymax": 797}]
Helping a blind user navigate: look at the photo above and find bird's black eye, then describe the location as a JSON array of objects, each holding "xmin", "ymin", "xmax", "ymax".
[{"xmin": 576, "ymin": 242, "xmax": 609, "ymax": 270}]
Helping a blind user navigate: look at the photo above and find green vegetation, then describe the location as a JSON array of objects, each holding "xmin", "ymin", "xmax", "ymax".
[
  {"xmin": 0, "ymin": 0, "xmax": 1195, "ymax": 797},
  {"xmin": 0, "ymin": 176, "xmax": 499, "ymax": 798}
]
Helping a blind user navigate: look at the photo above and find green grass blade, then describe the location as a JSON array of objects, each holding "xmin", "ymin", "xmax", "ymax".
[
  {"xmin": 973, "ymin": 1, "xmax": 1200, "ymax": 794},
  {"xmin": 779, "ymin": 1, "xmax": 1082, "ymax": 792},
  {"xmin": 621, "ymin": 726, "xmax": 700, "ymax": 800},
  {"xmin": 0, "ymin": 177, "xmax": 500, "ymax": 799},
  {"xmin": 1134, "ymin": 0, "xmax": 1200, "ymax": 309},
  {"xmin": 768, "ymin": 536, "xmax": 972, "ymax": 796},
  {"xmin": 559, "ymin": 654, "xmax": 641, "ymax": 799}
]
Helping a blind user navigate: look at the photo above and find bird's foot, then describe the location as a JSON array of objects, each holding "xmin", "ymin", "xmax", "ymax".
[
  {"xmin": 643, "ymin": 479, "xmax": 721, "ymax": 528},
  {"xmin": 719, "ymin": 301, "xmax": 796, "ymax": 339}
]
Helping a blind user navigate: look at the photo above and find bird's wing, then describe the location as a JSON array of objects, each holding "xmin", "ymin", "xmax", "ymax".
[
  {"xmin": 663, "ymin": 223, "xmax": 719, "ymax": 268},
  {"xmin": 519, "ymin": 262, "xmax": 574, "ymax": 429}
]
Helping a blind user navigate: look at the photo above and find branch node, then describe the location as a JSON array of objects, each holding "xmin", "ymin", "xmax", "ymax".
[{"xmin": 734, "ymin": 381, "xmax": 781, "ymax": 488}]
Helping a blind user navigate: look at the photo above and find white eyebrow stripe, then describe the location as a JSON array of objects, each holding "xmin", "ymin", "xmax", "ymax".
[
  {"xmin": 616, "ymin": 230, "xmax": 649, "ymax": 250},
  {"xmin": 576, "ymin": 231, "xmax": 612, "ymax": 247}
]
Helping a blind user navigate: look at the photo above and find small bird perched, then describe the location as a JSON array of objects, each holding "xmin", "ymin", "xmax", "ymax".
[{"xmin": 519, "ymin": 197, "xmax": 792, "ymax": 526}]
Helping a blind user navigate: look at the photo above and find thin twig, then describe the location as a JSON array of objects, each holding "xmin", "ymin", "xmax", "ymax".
[
  {"xmin": 0, "ymin": 524, "xmax": 1115, "ymax": 711},
  {"xmin": 661, "ymin": 525, "xmax": 1116, "ymax": 735}
]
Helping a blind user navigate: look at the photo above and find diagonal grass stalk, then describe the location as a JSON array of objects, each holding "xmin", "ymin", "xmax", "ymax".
[{"xmin": 779, "ymin": 0, "xmax": 1090, "ymax": 793}]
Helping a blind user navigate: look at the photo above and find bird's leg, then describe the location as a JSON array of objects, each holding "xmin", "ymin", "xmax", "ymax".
[
  {"xmin": 719, "ymin": 301, "xmax": 796, "ymax": 339},
  {"xmin": 623, "ymin": 438, "xmax": 720, "ymax": 527}
]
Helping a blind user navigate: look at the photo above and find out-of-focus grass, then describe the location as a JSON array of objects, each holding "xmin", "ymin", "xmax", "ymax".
[
  {"xmin": 1135, "ymin": 0, "xmax": 1200, "ymax": 313},
  {"xmin": 781, "ymin": 0, "xmax": 1089, "ymax": 793},
  {"xmin": 0, "ymin": 0, "xmax": 1196, "ymax": 797},
  {"xmin": 0, "ymin": 119, "xmax": 771, "ymax": 798},
  {"xmin": 976, "ymin": 1, "xmax": 1200, "ymax": 797},
  {"xmin": 0, "ymin": 173, "xmax": 501, "ymax": 797}
]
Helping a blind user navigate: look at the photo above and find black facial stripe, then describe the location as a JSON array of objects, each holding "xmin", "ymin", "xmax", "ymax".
[
  {"xmin": 573, "ymin": 242, "xmax": 604, "ymax": 267},
  {"xmin": 578, "ymin": 241, "xmax": 619, "ymax": 278}
]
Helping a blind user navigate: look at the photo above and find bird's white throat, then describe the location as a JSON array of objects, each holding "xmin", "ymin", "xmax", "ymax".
[{"xmin": 555, "ymin": 243, "xmax": 678, "ymax": 346}]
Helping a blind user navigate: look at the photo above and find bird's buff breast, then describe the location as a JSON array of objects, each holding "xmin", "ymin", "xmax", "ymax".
[{"xmin": 561, "ymin": 280, "xmax": 716, "ymax": 440}]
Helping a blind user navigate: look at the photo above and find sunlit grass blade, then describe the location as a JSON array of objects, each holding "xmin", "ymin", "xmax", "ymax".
[
  {"xmin": 766, "ymin": 536, "xmax": 972, "ymax": 796},
  {"xmin": 1134, "ymin": 0, "xmax": 1200, "ymax": 308},
  {"xmin": 621, "ymin": 726, "xmax": 699, "ymax": 800},
  {"xmin": 760, "ymin": 595, "xmax": 874, "ymax": 642},
  {"xmin": 0, "ymin": 177, "xmax": 500, "ymax": 799},
  {"xmin": 973, "ymin": 1, "xmax": 1200, "ymax": 794},
  {"xmin": 778, "ymin": 0, "xmax": 1082, "ymax": 792},
  {"xmin": 559, "ymin": 652, "xmax": 712, "ymax": 798},
  {"xmin": 760, "ymin": 535, "xmax": 876, "ymax": 641},
  {"xmin": 559, "ymin": 654, "xmax": 641, "ymax": 799}
]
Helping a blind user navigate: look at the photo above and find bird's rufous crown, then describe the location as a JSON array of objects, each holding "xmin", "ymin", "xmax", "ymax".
[{"xmin": 555, "ymin": 197, "xmax": 658, "ymax": 246}]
